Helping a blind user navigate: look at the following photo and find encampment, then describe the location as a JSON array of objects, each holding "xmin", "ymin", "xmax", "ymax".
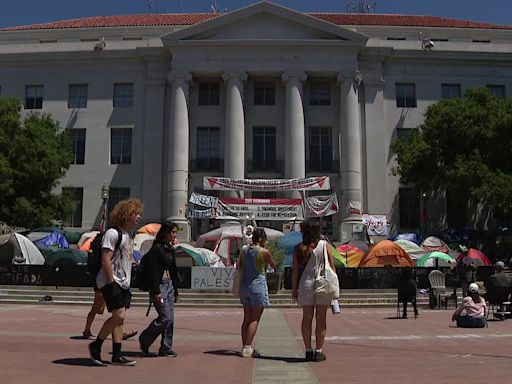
[
  {"xmin": 359, "ymin": 240, "xmax": 414, "ymax": 267},
  {"xmin": 33, "ymin": 231, "xmax": 69, "ymax": 249},
  {"xmin": 0, "ymin": 233, "xmax": 45, "ymax": 265}
]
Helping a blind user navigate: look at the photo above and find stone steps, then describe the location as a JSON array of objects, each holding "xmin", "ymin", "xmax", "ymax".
[{"xmin": 0, "ymin": 285, "xmax": 456, "ymax": 308}]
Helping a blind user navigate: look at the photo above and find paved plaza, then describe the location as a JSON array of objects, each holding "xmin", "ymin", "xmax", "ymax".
[{"xmin": 1, "ymin": 303, "xmax": 511, "ymax": 384}]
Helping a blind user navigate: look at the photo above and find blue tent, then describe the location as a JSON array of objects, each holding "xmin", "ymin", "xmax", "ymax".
[
  {"xmin": 33, "ymin": 231, "xmax": 69, "ymax": 249},
  {"xmin": 389, "ymin": 232, "xmax": 422, "ymax": 245}
]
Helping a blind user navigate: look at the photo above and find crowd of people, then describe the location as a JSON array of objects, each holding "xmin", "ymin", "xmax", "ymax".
[{"xmin": 82, "ymin": 197, "xmax": 511, "ymax": 367}]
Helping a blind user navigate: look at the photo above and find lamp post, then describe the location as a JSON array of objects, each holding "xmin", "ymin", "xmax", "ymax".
[
  {"xmin": 101, "ymin": 184, "xmax": 110, "ymax": 230},
  {"xmin": 421, "ymin": 191, "xmax": 428, "ymax": 236}
]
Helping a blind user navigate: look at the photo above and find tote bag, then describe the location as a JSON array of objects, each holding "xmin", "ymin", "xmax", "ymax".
[{"xmin": 313, "ymin": 240, "xmax": 340, "ymax": 301}]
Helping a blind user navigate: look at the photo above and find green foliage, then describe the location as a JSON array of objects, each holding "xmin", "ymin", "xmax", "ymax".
[
  {"xmin": 392, "ymin": 88, "xmax": 512, "ymax": 216},
  {"xmin": 0, "ymin": 97, "xmax": 76, "ymax": 227},
  {"xmin": 266, "ymin": 240, "xmax": 286, "ymax": 272}
]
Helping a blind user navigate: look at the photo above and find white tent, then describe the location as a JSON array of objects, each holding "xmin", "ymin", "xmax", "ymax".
[
  {"xmin": 77, "ymin": 231, "xmax": 100, "ymax": 248},
  {"xmin": 0, "ymin": 233, "xmax": 45, "ymax": 265},
  {"xmin": 196, "ymin": 225, "xmax": 284, "ymax": 265}
]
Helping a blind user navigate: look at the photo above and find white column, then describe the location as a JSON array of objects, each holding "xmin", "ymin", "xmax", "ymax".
[
  {"xmin": 282, "ymin": 71, "xmax": 307, "ymax": 180},
  {"xmin": 222, "ymin": 71, "xmax": 247, "ymax": 181},
  {"xmin": 338, "ymin": 73, "xmax": 362, "ymax": 219},
  {"xmin": 166, "ymin": 71, "xmax": 192, "ymax": 240}
]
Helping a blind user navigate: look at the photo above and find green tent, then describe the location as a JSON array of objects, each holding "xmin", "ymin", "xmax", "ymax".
[{"xmin": 415, "ymin": 251, "xmax": 454, "ymax": 267}]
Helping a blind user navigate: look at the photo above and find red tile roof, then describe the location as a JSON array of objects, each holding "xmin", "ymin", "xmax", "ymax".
[{"xmin": 3, "ymin": 12, "xmax": 511, "ymax": 31}]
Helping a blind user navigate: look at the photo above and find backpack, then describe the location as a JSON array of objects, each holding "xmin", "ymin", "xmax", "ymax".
[
  {"xmin": 132, "ymin": 246, "xmax": 154, "ymax": 292},
  {"xmin": 86, "ymin": 228, "xmax": 122, "ymax": 276}
]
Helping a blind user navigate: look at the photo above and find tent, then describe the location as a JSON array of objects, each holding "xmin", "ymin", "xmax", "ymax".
[
  {"xmin": 77, "ymin": 231, "xmax": 100, "ymax": 248},
  {"xmin": 415, "ymin": 251, "xmax": 455, "ymax": 267},
  {"xmin": 174, "ymin": 243, "xmax": 225, "ymax": 267},
  {"xmin": 394, "ymin": 239, "xmax": 427, "ymax": 260},
  {"xmin": 421, "ymin": 236, "xmax": 450, "ymax": 253},
  {"xmin": 79, "ymin": 236, "xmax": 95, "ymax": 252},
  {"xmin": 134, "ymin": 233, "xmax": 156, "ymax": 255},
  {"xmin": 337, "ymin": 244, "xmax": 365, "ymax": 268},
  {"xmin": 456, "ymin": 248, "xmax": 492, "ymax": 266},
  {"xmin": 33, "ymin": 231, "xmax": 69, "ymax": 249},
  {"xmin": 39, "ymin": 248, "xmax": 88, "ymax": 267},
  {"xmin": 136, "ymin": 223, "xmax": 161, "ymax": 236},
  {"xmin": 358, "ymin": 240, "xmax": 414, "ymax": 267},
  {"xmin": 389, "ymin": 233, "xmax": 422, "ymax": 245},
  {"xmin": 0, "ymin": 233, "xmax": 45, "ymax": 265},
  {"xmin": 196, "ymin": 225, "xmax": 284, "ymax": 265},
  {"xmin": 22, "ymin": 227, "xmax": 64, "ymax": 242}
]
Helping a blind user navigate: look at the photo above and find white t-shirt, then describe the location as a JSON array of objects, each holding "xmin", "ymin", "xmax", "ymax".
[{"xmin": 96, "ymin": 228, "xmax": 134, "ymax": 290}]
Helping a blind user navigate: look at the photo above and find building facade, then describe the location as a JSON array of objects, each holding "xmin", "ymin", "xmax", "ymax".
[{"xmin": 1, "ymin": 2, "xmax": 511, "ymax": 241}]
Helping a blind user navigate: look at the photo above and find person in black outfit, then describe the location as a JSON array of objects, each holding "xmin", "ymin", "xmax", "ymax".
[
  {"xmin": 139, "ymin": 221, "xmax": 180, "ymax": 357},
  {"xmin": 484, "ymin": 261, "xmax": 512, "ymax": 319},
  {"xmin": 397, "ymin": 267, "xmax": 418, "ymax": 319}
]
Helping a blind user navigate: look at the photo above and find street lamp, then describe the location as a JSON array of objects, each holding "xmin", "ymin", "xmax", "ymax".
[{"xmin": 101, "ymin": 184, "xmax": 110, "ymax": 230}]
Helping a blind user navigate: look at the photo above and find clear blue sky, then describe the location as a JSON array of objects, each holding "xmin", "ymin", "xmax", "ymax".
[{"xmin": 1, "ymin": 0, "xmax": 511, "ymax": 28}]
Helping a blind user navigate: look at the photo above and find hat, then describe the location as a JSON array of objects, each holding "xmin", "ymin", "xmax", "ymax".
[
  {"xmin": 496, "ymin": 261, "xmax": 505, "ymax": 269},
  {"xmin": 468, "ymin": 283, "xmax": 479, "ymax": 294}
]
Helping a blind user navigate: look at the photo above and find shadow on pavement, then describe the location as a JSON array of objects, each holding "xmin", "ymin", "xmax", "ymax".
[
  {"xmin": 254, "ymin": 355, "xmax": 306, "ymax": 364},
  {"xmin": 53, "ymin": 358, "xmax": 105, "ymax": 367},
  {"xmin": 204, "ymin": 349, "xmax": 241, "ymax": 357}
]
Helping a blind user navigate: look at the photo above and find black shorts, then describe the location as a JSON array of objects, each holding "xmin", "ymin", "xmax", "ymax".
[{"xmin": 100, "ymin": 282, "xmax": 131, "ymax": 312}]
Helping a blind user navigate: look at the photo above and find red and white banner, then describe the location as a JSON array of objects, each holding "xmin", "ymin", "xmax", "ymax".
[
  {"xmin": 362, "ymin": 214, "xmax": 388, "ymax": 236},
  {"xmin": 217, "ymin": 197, "xmax": 303, "ymax": 221},
  {"xmin": 203, "ymin": 177, "xmax": 330, "ymax": 191},
  {"xmin": 304, "ymin": 194, "xmax": 339, "ymax": 217}
]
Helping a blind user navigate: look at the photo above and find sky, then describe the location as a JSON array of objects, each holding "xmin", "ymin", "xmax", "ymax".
[{"xmin": 0, "ymin": 0, "xmax": 511, "ymax": 28}]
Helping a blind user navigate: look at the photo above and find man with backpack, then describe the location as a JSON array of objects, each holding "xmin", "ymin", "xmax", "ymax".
[{"xmin": 88, "ymin": 198, "xmax": 144, "ymax": 367}]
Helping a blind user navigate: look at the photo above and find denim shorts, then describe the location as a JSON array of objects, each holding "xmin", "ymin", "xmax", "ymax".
[{"xmin": 240, "ymin": 275, "xmax": 269, "ymax": 307}]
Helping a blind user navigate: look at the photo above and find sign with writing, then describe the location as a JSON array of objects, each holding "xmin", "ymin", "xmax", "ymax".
[
  {"xmin": 203, "ymin": 177, "xmax": 330, "ymax": 191},
  {"xmin": 217, "ymin": 197, "xmax": 303, "ymax": 221},
  {"xmin": 191, "ymin": 267, "xmax": 236, "ymax": 290},
  {"xmin": 362, "ymin": 214, "xmax": 388, "ymax": 236}
]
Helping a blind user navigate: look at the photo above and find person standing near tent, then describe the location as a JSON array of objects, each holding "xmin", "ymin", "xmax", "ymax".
[
  {"xmin": 238, "ymin": 227, "xmax": 275, "ymax": 358},
  {"xmin": 139, "ymin": 221, "xmax": 180, "ymax": 357},
  {"xmin": 88, "ymin": 198, "xmax": 143, "ymax": 367},
  {"xmin": 291, "ymin": 219, "xmax": 335, "ymax": 362}
]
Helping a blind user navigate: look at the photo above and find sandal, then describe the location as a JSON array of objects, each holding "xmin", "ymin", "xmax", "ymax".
[{"xmin": 122, "ymin": 330, "xmax": 138, "ymax": 340}]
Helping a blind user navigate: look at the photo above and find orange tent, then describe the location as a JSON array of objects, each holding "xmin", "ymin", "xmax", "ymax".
[
  {"xmin": 136, "ymin": 223, "xmax": 161, "ymax": 236},
  {"xmin": 336, "ymin": 244, "xmax": 365, "ymax": 268},
  {"xmin": 358, "ymin": 240, "xmax": 414, "ymax": 267},
  {"xmin": 80, "ymin": 236, "xmax": 96, "ymax": 252}
]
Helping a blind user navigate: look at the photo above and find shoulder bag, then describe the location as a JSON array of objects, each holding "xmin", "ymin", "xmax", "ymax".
[{"xmin": 313, "ymin": 240, "xmax": 340, "ymax": 301}]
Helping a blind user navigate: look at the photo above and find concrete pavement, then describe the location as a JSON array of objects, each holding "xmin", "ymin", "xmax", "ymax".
[{"xmin": 1, "ymin": 304, "xmax": 511, "ymax": 383}]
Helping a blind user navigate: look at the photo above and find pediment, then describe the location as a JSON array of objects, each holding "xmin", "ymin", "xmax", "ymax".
[{"xmin": 162, "ymin": 1, "xmax": 367, "ymax": 45}]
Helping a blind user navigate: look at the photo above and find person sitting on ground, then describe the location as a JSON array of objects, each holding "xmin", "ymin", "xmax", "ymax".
[
  {"xmin": 452, "ymin": 283, "xmax": 487, "ymax": 328},
  {"xmin": 397, "ymin": 267, "xmax": 418, "ymax": 319}
]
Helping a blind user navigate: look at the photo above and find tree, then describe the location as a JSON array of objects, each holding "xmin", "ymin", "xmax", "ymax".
[
  {"xmin": 392, "ymin": 88, "xmax": 512, "ymax": 218},
  {"xmin": 0, "ymin": 97, "xmax": 76, "ymax": 228}
]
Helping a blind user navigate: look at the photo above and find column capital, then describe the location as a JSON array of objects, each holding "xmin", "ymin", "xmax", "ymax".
[
  {"xmin": 281, "ymin": 71, "xmax": 307, "ymax": 84},
  {"xmin": 337, "ymin": 71, "xmax": 363, "ymax": 86},
  {"xmin": 167, "ymin": 70, "xmax": 193, "ymax": 84},
  {"xmin": 222, "ymin": 71, "xmax": 248, "ymax": 83}
]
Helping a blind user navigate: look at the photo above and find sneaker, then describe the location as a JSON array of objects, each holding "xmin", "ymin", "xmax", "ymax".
[
  {"xmin": 313, "ymin": 351, "xmax": 327, "ymax": 362},
  {"xmin": 122, "ymin": 330, "xmax": 138, "ymax": 340},
  {"xmin": 158, "ymin": 350, "xmax": 178, "ymax": 358},
  {"xmin": 111, "ymin": 356, "xmax": 137, "ymax": 366},
  {"xmin": 241, "ymin": 347, "xmax": 253, "ymax": 358},
  {"xmin": 88, "ymin": 342, "xmax": 107, "ymax": 367},
  {"xmin": 305, "ymin": 350, "xmax": 315, "ymax": 362},
  {"xmin": 140, "ymin": 343, "xmax": 156, "ymax": 357}
]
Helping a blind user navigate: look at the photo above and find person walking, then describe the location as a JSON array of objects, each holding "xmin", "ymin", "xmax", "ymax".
[
  {"xmin": 238, "ymin": 227, "xmax": 275, "ymax": 358},
  {"xmin": 88, "ymin": 198, "xmax": 144, "ymax": 366},
  {"xmin": 452, "ymin": 282, "xmax": 487, "ymax": 328},
  {"xmin": 139, "ymin": 221, "xmax": 180, "ymax": 357},
  {"xmin": 397, "ymin": 267, "xmax": 418, "ymax": 319},
  {"xmin": 292, "ymin": 220, "xmax": 335, "ymax": 362}
]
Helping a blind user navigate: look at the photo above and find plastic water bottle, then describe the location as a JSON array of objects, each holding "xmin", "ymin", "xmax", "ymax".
[{"xmin": 331, "ymin": 299, "xmax": 341, "ymax": 315}]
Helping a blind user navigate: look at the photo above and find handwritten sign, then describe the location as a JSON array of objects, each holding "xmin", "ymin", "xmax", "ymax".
[{"xmin": 191, "ymin": 267, "xmax": 236, "ymax": 290}]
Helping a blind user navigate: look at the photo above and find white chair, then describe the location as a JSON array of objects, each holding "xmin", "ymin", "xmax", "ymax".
[{"xmin": 428, "ymin": 270, "xmax": 454, "ymax": 309}]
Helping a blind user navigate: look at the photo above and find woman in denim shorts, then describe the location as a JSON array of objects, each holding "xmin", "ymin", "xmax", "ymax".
[{"xmin": 238, "ymin": 227, "xmax": 275, "ymax": 357}]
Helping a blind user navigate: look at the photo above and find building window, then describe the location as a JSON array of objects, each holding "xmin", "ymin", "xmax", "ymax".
[
  {"xmin": 196, "ymin": 126, "xmax": 220, "ymax": 170},
  {"xmin": 309, "ymin": 127, "xmax": 332, "ymax": 171},
  {"xmin": 254, "ymin": 82, "xmax": 275, "ymax": 105},
  {"xmin": 396, "ymin": 83, "xmax": 416, "ymax": 108},
  {"xmin": 111, "ymin": 128, "xmax": 132, "ymax": 165},
  {"xmin": 62, "ymin": 187, "xmax": 83, "ymax": 227},
  {"xmin": 399, "ymin": 188, "xmax": 420, "ymax": 229},
  {"xmin": 198, "ymin": 82, "xmax": 220, "ymax": 105},
  {"xmin": 68, "ymin": 128, "xmax": 86, "ymax": 165},
  {"xmin": 113, "ymin": 83, "xmax": 134, "ymax": 108},
  {"xmin": 108, "ymin": 187, "xmax": 130, "ymax": 216},
  {"xmin": 487, "ymin": 85, "xmax": 506, "ymax": 98},
  {"xmin": 309, "ymin": 81, "xmax": 330, "ymax": 106},
  {"xmin": 68, "ymin": 84, "xmax": 88, "ymax": 108},
  {"xmin": 252, "ymin": 126, "xmax": 276, "ymax": 171},
  {"xmin": 25, "ymin": 85, "xmax": 44, "ymax": 109},
  {"xmin": 441, "ymin": 84, "xmax": 461, "ymax": 99}
]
